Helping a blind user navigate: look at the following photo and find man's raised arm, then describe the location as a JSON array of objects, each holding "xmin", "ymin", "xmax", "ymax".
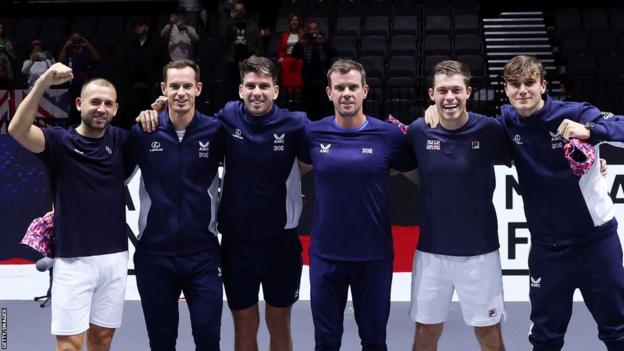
[{"xmin": 8, "ymin": 63, "xmax": 73, "ymax": 153}]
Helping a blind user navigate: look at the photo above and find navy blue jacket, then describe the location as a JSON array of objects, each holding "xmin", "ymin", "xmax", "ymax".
[
  {"xmin": 126, "ymin": 110, "xmax": 224, "ymax": 255},
  {"xmin": 216, "ymin": 101, "xmax": 308, "ymax": 242},
  {"xmin": 499, "ymin": 95, "xmax": 624, "ymax": 246}
]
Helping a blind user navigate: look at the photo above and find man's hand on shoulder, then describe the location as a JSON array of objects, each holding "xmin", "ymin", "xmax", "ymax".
[
  {"xmin": 135, "ymin": 96, "xmax": 167, "ymax": 133},
  {"xmin": 424, "ymin": 105, "xmax": 440, "ymax": 128}
]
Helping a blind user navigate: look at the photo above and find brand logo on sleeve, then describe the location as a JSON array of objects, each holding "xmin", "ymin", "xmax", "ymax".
[
  {"xmin": 73, "ymin": 148, "xmax": 84, "ymax": 155},
  {"xmin": 530, "ymin": 276, "xmax": 541, "ymax": 288},
  {"xmin": 426, "ymin": 140, "xmax": 440, "ymax": 150},
  {"xmin": 320, "ymin": 143, "xmax": 331, "ymax": 153},
  {"xmin": 362, "ymin": 147, "xmax": 373, "ymax": 154},
  {"xmin": 198, "ymin": 141, "xmax": 210, "ymax": 158},
  {"xmin": 232, "ymin": 129, "xmax": 244, "ymax": 140},
  {"xmin": 150, "ymin": 141, "xmax": 163, "ymax": 152},
  {"xmin": 513, "ymin": 135, "xmax": 523, "ymax": 145},
  {"xmin": 105, "ymin": 146, "xmax": 112, "ymax": 154}
]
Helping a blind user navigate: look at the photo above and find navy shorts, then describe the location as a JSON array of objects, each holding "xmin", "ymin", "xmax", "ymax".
[{"xmin": 221, "ymin": 230, "xmax": 303, "ymax": 310}]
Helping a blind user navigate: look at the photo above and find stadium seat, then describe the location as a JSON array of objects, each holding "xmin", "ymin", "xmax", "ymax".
[
  {"xmin": 336, "ymin": 0, "xmax": 365, "ymax": 17},
  {"xmin": 392, "ymin": 16, "xmax": 419, "ymax": 36},
  {"xmin": 425, "ymin": 15, "xmax": 451, "ymax": 34},
  {"xmin": 454, "ymin": 34, "xmax": 482, "ymax": 55},
  {"xmin": 387, "ymin": 55, "xmax": 417, "ymax": 77},
  {"xmin": 454, "ymin": 15, "xmax": 480, "ymax": 34},
  {"xmin": 360, "ymin": 35, "xmax": 387, "ymax": 57},
  {"xmin": 363, "ymin": 16, "xmax": 390, "ymax": 38},
  {"xmin": 335, "ymin": 16, "xmax": 362, "ymax": 38},
  {"xmin": 424, "ymin": 34, "xmax": 451, "ymax": 55},
  {"xmin": 332, "ymin": 35, "xmax": 358, "ymax": 59},
  {"xmin": 390, "ymin": 35, "xmax": 418, "ymax": 56},
  {"xmin": 393, "ymin": 0, "xmax": 419, "ymax": 16}
]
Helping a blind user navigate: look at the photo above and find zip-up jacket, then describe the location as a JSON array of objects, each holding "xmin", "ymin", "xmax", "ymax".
[
  {"xmin": 216, "ymin": 101, "xmax": 308, "ymax": 242},
  {"xmin": 126, "ymin": 110, "xmax": 225, "ymax": 255},
  {"xmin": 499, "ymin": 95, "xmax": 624, "ymax": 246}
]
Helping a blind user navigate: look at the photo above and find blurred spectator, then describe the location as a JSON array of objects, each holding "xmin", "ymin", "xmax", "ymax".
[
  {"xmin": 292, "ymin": 19, "xmax": 335, "ymax": 120},
  {"xmin": 278, "ymin": 14, "xmax": 304, "ymax": 94},
  {"xmin": 21, "ymin": 39, "xmax": 55, "ymax": 89},
  {"xmin": 59, "ymin": 32, "xmax": 101, "ymax": 125},
  {"xmin": 59, "ymin": 32, "xmax": 101, "ymax": 87},
  {"xmin": 0, "ymin": 22, "xmax": 15, "ymax": 88},
  {"xmin": 161, "ymin": 7, "xmax": 199, "ymax": 61},
  {"xmin": 221, "ymin": 1, "xmax": 262, "ymax": 100},
  {"xmin": 119, "ymin": 19, "xmax": 162, "ymax": 129},
  {"xmin": 178, "ymin": 0, "xmax": 202, "ymax": 31}
]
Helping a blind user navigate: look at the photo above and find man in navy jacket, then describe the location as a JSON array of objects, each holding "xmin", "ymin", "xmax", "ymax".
[
  {"xmin": 126, "ymin": 59, "xmax": 225, "ymax": 351},
  {"xmin": 499, "ymin": 55, "xmax": 624, "ymax": 351}
]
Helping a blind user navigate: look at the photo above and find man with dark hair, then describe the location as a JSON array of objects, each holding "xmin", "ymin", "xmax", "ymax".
[
  {"xmin": 299, "ymin": 58, "xmax": 416, "ymax": 350},
  {"xmin": 218, "ymin": 55, "xmax": 307, "ymax": 351},
  {"xmin": 126, "ymin": 59, "xmax": 225, "ymax": 350},
  {"xmin": 137, "ymin": 55, "xmax": 308, "ymax": 350},
  {"xmin": 292, "ymin": 19, "xmax": 335, "ymax": 121},
  {"xmin": 9, "ymin": 63, "xmax": 128, "ymax": 351},
  {"xmin": 499, "ymin": 55, "xmax": 624, "ymax": 351},
  {"xmin": 409, "ymin": 60, "xmax": 508, "ymax": 351}
]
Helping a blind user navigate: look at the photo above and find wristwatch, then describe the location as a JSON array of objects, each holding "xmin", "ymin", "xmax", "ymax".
[{"xmin": 584, "ymin": 122, "xmax": 595, "ymax": 133}]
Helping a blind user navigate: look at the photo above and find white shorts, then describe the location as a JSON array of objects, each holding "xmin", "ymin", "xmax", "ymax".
[
  {"xmin": 409, "ymin": 250, "xmax": 505, "ymax": 327},
  {"xmin": 51, "ymin": 251, "xmax": 129, "ymax": 335}
]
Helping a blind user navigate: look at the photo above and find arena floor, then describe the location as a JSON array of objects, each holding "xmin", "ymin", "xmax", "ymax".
[{"xmin": 1, "ymin": 301, "xmax": 605, "ymax": 350}]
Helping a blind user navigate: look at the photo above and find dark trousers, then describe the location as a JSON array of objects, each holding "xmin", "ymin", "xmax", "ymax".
[
  {"xmin": 310, "ymin": 254, "xmax": 392, "ymax": 351},
  {"xmin": 528, "ymin": 232, "xmax": 624, "ymax": 351},
  {"xmin": 134, "ymin": 248, "xmax": 223, "ymax": 351}
]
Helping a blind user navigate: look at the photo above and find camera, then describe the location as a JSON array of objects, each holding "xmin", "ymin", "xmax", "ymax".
[{"xmin": 304, "ymin": 32, "xmax": 318, "ymax": 41}]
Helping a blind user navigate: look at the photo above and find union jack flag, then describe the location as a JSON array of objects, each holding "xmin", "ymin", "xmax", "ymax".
[
  {"xmin": 0, "ymin": 88, "xmax": 69, "ymax": 133},
  {"xmin": 426, "ymin": 139, "xmax": 441, "ymax": 150}
]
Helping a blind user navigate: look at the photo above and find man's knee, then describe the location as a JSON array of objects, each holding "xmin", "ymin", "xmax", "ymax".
[
  {"xmin": 265, "ymin": 304, "xmax": 292, "ymax": 333},
  {"xmin": 56, "ymin": 334, "xmax": 84, "ymax": 351},
  {"xmin": 86, "ymin": 325, "xmax": 115, "ymax": 350},
  {"xmin": 232, "ymin": 305, "xmax": 261, "ymax": 334},
  {"xmin": 474, "ymin": 323, "xmax": 505, "ymax": 351},
  {"xmin": 414, "ymin": 322, "xmax": 444, "ymax": 350}
]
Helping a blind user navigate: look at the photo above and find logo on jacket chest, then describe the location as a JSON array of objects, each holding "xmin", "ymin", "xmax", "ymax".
[
  {"xmin": 232, "ymin": 128, "xmax": 244, "ymax": 140},
  {"xmin": 150, "ymin": 141, "xmax": 163, "ymax": 152},
  {"xmin": 549, "ymin": 131, "xmax": 563, "ymax": 149},
  {"xmin": 273, "ymin": 133, "xmax": 285, "ymax": 151},
  {"xmin": 320, "ymin": 143, "xmax": 331, "ymax": 153},
  {"xmin": 198, "ymin": 141, "xmax": 210, "ymax": 158},
  {"xmin": 426, "ymin": 140, "xmax": 441, "ymax": 150}
]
